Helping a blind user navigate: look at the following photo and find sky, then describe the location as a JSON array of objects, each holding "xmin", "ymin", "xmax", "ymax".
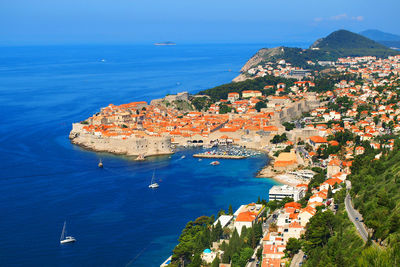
[{"xmin": 0, "ymin": 0, "xmax": 399, "ymax": 45}]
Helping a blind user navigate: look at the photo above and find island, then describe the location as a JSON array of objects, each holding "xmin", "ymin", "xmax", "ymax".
[{"xmin": 154, "ymin": 41, "xmax": 176, "ymax": 46}]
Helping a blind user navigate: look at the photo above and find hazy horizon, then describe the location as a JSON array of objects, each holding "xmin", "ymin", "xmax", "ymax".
[{"xmin": 1, "ymin": 0, "xmax": 399, "ymax": 46}]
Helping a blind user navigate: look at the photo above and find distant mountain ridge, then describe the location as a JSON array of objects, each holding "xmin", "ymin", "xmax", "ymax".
[
  {"xmin": 360, "ymin": 29, "xmax": 400, "ymax": 42},
  {"xmin": 234, "ymin": 30, "xmax": 400, "ymax": 81},
  {"xmin": 360, "ymin": 29, "xmax": 400, "ymax": 49}
]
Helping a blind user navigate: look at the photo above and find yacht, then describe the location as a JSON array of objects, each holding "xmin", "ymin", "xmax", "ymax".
[
  {"xmin": 60, "ymin": 221, "xmax": 76, "ymax": 244},
  {"xmin": 149, "ymin": 170, "xmax": 159, "ymax": 188},
  {"xmin": 210, "ymin": 161, "xmax": 220, "ymax": 165}
]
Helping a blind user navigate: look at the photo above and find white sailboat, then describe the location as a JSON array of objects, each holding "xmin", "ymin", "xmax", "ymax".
[
  {"xmin": 148, "ymin": 170, "xmax": 159, "ymax": 189},
  {"xmin": 60, "ymin": 221, "xmax": 76, "ymax": 244}
]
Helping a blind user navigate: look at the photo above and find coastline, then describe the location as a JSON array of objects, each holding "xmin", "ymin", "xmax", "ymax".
[{"xmin": 256, "ymin": 150, "xmax": 305, "ymax": 186}]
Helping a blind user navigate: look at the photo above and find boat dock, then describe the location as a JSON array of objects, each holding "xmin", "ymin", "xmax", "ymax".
[{"xmin": 193, "ymin": 153, "xmax": 247, "ymax": 159}]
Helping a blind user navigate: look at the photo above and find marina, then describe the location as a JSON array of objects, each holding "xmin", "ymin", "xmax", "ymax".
[
  {"xmin": 193, "ymin": 154, "xmax": 247, "ymax": 159},
  {"xmin": 192, "ymin": 146, "xmax": 264, "ymax": 159}
]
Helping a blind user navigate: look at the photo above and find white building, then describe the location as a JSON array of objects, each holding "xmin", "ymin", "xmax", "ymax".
[
  {"xmin": 213, "ymin": 215, "xmax": 233, "ymax": 228},
  {"xmin": 269, "ymin": 185, "xmax": 304, "ymax": 202},
  {"xmin": 233, "ymin": 203, "xmax": 265, "ymax": 235}
]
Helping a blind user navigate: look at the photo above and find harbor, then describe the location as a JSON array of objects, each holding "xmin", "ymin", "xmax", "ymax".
[
  {"xmin": 193, "ymin": 153, "xmax": 247, "ymax": 159},
  {"xmin": 192, "ymin": 146, "xmax": 263, "ymax": 159}
]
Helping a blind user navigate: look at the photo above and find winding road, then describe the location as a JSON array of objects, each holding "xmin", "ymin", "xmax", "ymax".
[{"xmin": 344, "ymin": 180, "xmax": 372, "ymax": 243}]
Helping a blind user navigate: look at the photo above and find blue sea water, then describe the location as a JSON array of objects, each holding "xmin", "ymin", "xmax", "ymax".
[{"xmin": 0, "ymin": 44, "xmax": 282, "ymax": 267}]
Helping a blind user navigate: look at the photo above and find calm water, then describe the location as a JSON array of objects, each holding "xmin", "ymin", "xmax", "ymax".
[{"xmin": 0, "ymin": 44, "xmax": 281, "ymax": 266}]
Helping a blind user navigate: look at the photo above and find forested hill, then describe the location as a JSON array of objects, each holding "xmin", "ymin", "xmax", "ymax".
[
  {"xmin": 239, "ymin": 30, "xmax": 400, "ymax": 72},
  {"xmin": 302, "ymin": 141, "xmax": 400, "ymax": 266},
  {"xmin": 350, "ymin": 142, "xmax": 400, "ymax": 248}
]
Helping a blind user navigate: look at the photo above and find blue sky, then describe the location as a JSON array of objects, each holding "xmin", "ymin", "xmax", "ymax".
[{"xmin": 0, "ymin": 0, "xmax": 399, "ymax": 45}]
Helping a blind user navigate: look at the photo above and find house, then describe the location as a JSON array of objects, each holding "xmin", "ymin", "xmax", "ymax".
[
  {"xmin": 242, "ymin": 90, "xmax": 262, "ymax": 98},
  {"xmin": 262, "ymin": 244, "xmax": 285, "ymax": 260},
  {"xmin": 298, "ymin": 206, "xmax": 316, "ymax": 227},
  {"xmin": 234, "ymin": 203, "xmax": 265, "ymax": 235},
  {"xmin": 327, "ymin": 159, "xmax": 342, "ymax": 178},
  {"xmin": 320, "ymin": 178, "xmax": 343, "ymax": 191},
  {"xmin": 282, "ymin": 221, "xmax": 304, "ymax": 242},
  {"xmin": 227, "ymin": 92, "xmax": 240, "ymax": 103},
  {"xmin": 308, "ymin": 136, "xmax": 328, "ymax": 149},
  {"xmin": 273, "ymin": 152, "xmax": 298, "ymax": 171}
]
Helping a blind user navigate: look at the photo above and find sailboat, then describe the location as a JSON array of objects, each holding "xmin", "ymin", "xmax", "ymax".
[
  {"xmin": 60, "ymin": 221, "xmax": 76, "ymax": 244},
  {"xmin": 148, "ymin": 170, "xmax": 159, "ymax": 189}
]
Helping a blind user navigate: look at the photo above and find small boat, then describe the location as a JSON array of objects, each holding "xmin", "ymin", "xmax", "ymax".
[
  {"xmin": 210, "ymin": 161, "xmax": 220, "ymax": 165},
  {"xmin": 149, "ymin": 170, "xmax": 159, "ymax": 189},
  {"xmin": 60, "ymin": 221, "xmax": 76, "ymax": 244},
  {"xmin": 198, "ymin": 159, "xmax": 202, "ymax": 162},
  {"xmin": 181, "ymin": 155, "xmax": 186, "ymax": 159},
  {"xmin": 136, "ymin": 154, "xmax": 146, "ymax": 161},
  {"xmin": 98, "ymin": 159, "xmax": 103, "ymax": 168}
]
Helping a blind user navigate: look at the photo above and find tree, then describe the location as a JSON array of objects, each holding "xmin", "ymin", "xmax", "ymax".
[
  {"xmin": 255, "ymin": 101, "xmax": 267, "ymax": 112},
  {"xmin": 228, "ymin": 204, "xmax": 233, "ymax": 215},
  {"xmin": 284, "ymin": 238, "xmax": 302, "ymax": 257},
  {"xmin": 211, "ymin": 255, "xmax": 220, "ymax": 267},
  {"xmin": 219, "ymin": 104, "xmax": 232, "ymax": 114},
  {"xmin": 218, "ymin": 209, "xmax": 225, "ymax": 217},
  {"xmin": 271, "ymin": 133, "xmax": 288, "ymax": 144},
  {"xmin": 327, "ymin": 186, "xmax": 333, "ymax": 199},
  {"xmin": 211, "ymin": 221, "xmax": 223, "ymax": 242},
  {"xmin": 283, "ymin": 122, "xmax": 295, "ymax": 131},
  {"xmin": 187, "ymin": 253, "xmax": 202, "ymax": 267},
  {"xmin": 304, "ymin": 210, "xmax": 335, "ymax": 253}
]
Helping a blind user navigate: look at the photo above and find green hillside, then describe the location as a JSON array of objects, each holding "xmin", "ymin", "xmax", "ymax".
[
  {"xmin": 350, "ymin": 144, "xmax": 400, "ymax": 245},
  {"xmin": 310, "ymin": 29, "xmax": 398, "ymax": 58},
  {"xmin": 241, "ymin": 30, "xmax": 400, "ymax": 71},
  {"xmin": 302, "ymin": 141, "xmax": 400, "ymax": 266}
]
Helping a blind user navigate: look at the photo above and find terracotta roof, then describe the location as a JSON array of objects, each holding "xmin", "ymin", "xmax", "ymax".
[
  {"xmin": 309, "ymin": 136, "xmax": 328, "ymax": 143},
  {"xmin": 236, "ymin": 211, "xmax": 258, "ymax": 222}
]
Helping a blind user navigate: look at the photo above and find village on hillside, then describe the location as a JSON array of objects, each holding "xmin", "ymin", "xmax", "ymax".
[{"xmin": 70, "ymin": 54, "xmax": 400, "ymax": 267}]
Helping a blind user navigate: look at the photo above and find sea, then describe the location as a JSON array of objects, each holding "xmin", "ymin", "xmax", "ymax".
[{"xmin": 0, "ymin": 43, "xmax": 304, "ymax": 267}]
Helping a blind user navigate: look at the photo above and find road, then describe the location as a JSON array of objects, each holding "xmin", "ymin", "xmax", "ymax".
[
  {"xmin": 345, "ymin": 194, "xmax": 369, "ymax": 242},
  {"xmin": 344, "ymin": 182, "xmax": 369, "ymax": 242},
  {"xmin": 290, "ymin": 250, "xmax": 304, "ymax": 267}
]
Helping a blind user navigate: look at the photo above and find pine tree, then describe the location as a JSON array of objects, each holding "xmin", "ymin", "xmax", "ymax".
[
  {"xmin": 328, "ymin": 185, "xmax": 333, "ymax": 199},
  {"xmin": 228, "ymin": 204, "xmax": 233, "ymax": 215},
  {"xmin": 211, "ymin": 255, "xmax": 220, "ymax": 267}
]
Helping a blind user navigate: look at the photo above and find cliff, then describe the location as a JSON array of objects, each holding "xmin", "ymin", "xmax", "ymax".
[{"xmin": 233, "ymin": 47, "xmax": 285, "ymax": 82}]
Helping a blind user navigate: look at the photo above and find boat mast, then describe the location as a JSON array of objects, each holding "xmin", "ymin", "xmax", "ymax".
[{"xmin": 60, "ymin": 221, "xmax": 66, "ymax": 241}]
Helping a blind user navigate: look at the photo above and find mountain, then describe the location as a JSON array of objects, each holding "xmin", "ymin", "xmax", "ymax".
[
  {"xmin": 360, "ymin": 29, "xmax": 400, "ymax": 49},
  {"xmin": 360, "ymin": 29, "xmax": 400, "ymax": 42},
  {"xmin": 310, "ymin": 29, "xmax": 390, "ymax": 51},
  {"xmin": 235, "ymin": 30, "xmax": 400, "ymax": 81}
]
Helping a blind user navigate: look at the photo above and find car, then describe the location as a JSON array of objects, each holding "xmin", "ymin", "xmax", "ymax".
[{"xmin": 355, "ymin": 217, "xmax": 359, "ymax": 221}]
